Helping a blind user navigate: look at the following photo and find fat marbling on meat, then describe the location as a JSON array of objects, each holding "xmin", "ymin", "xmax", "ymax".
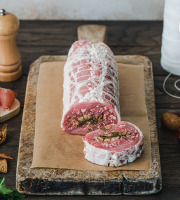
[
  {"xmin": 61, "ymin": 40, "xmax": 121, "ymax": 135},
  {"xmin": 82, "ymin": 121, "xmax": 144, "ymax": 167}
]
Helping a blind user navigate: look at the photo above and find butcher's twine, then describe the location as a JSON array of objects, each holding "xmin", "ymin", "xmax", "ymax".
[{"xmin": 163, "ymin": 73, "xmax": 180, "ymax": 99}]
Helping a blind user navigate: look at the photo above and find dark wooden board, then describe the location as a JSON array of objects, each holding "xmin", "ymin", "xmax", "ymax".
[{"xmin": 16, "ymin": 55, "xmax": 161, "ymax": 195}]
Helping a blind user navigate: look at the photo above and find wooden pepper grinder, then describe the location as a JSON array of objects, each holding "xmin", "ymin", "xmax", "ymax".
[{"xmin": 0, "ymin": 9, "xmax": 22, "ymax": 82}]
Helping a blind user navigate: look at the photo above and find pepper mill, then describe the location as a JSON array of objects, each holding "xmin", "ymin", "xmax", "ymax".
[{"xmin": 0, "ymin": 9, "xmax": 22, "ymax": 82}]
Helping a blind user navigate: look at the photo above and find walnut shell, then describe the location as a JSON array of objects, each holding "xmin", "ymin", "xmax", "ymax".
[
  {"xmin": 161, "ymin": 112, "xmax": 180, "ymax": 131},
  {"xmin": 0, "ymin": 124, "xmax": 8, "ymax": 145},
  {"xmin": 0, "ymin": 159, "xmax": 7, "ymax": 173}
]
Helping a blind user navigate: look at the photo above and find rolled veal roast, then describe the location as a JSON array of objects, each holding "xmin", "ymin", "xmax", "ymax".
[
  {"xmin": 61, "ymin": 40, "xmax": 121, "ymax": 135},
  {"xmin": 82, "ymin": 122, "xmax": 144, "ymax": 167}
]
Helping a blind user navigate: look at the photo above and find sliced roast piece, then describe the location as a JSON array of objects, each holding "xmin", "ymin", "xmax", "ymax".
[
  {"xmin": 82, "ymin": 121, "xmax": 144, "ymax": 167},
  {"xmin": 61, "ymin": 40, "xmax": 121, "ymax": 135}
]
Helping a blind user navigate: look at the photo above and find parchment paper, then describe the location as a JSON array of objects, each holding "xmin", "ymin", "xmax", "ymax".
[{"xmin": 31, "ymin": 61, "xmax": 151, "ymax": 171}]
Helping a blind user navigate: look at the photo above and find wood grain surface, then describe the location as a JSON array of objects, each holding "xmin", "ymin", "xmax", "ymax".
[
  {"xmin": 78, "ymin": 24, "xmax": 107, "ymax": 43},
  {"xmin": 16, "ymin": 55, "xmax": 160, "ymax": 195},
  {"xmin": 0, "ymin": 21, "xmax": 179, "ymax": 200}
]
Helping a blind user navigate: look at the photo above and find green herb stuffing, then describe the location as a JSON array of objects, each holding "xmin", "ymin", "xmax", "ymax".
[{"xmin": 0, "ymin": 178, "xmax": 26, "ymax": 200}]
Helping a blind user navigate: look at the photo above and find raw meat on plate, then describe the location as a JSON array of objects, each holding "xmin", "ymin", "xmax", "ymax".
[
  {"xmin": 82, "ymin": 121, "xmax": 144, "ymax": 167},
  {"xmin": 61, "ymin": 40, "xmax": 121, "ymax": 135},
  {"xmin": 0, "ymin": 87, "xmax": 17, "ymax": 109}
]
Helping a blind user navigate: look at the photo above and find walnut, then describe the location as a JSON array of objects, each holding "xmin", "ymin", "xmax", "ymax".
[
  {"xmin": 161, "ymin": 111, "xmax": 180, "ymax": 131},
  {"xmin": 78, "ymin": 116, "xmax": 84, "ymax": 122},
  {"xmin": 0, "ymin": 154, "xmax": 12, "ymax": 174},
  {"xmin": 0, "ymin": 124, "xmax": 8, "ymax": 145},
  {"xmin": 0, "ymin": 153, "xmax": 13, "ymax": 160},
  {"xmin": 77, "ymin": 114, "xmax": 103, "ymax": 126},
  {"xmin": 98, "ymin": 131, "xmax": 130, "ymax": 142},
  {"xmin": 0, "ymin": 159, "xmax": 7, "ymax": 173}
]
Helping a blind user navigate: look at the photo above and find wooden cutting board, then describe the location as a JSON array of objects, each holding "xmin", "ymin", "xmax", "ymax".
[
  {"xmin": 16, "ymin": 25, "xmax": 161, "ymax": 195},
  {"xmin": 16, "ymin": 54, "xmax": 161, "ymax": 195}
]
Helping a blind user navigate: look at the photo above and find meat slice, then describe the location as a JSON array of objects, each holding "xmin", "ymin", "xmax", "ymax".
[
  {"xmin": 82, "ymin": 121, "xmax": 144, "ymax": 167},
  {"xmin": 61, "ymin": 40, "xmax": 121, "ymax": 135},
  {"xmin": 0, "ymin": 87, "xmax": 17, "ymax": 109}
]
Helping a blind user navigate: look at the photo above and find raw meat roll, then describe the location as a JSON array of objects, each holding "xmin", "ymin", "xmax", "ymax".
[
  {"xmin": 61, "ymin": 40, "xmax": 121, "ymax": 135},
  {"xmin": 82, "ymin": 121, "xmax": 144, "ymax": 167}
]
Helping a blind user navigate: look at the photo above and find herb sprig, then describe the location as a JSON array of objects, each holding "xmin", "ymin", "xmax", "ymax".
[{"xmin": 0, "ymin": 178, "xmax": 25, "ymax": 200}]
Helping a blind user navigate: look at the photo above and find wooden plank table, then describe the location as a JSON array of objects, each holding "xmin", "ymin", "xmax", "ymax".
[{"xmin": 0, "ymin": 21, "xmax": 180, "ymax": 199}]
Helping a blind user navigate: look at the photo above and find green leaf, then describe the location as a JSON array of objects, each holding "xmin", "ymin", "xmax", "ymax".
[
  {"xmin": 0, "ymin": 178, "xmax": 13, "ymax": 195},
  {"xmin": 0, "ymin": 178, "xmax": 26, "ymax": 199},
  {"xmin": 7, "ymin": 196, "xmax": 14, "ymax": 200},
  {"xmin": 11, "ymin": 189, "xmax": 26, "ymax": 199}
]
